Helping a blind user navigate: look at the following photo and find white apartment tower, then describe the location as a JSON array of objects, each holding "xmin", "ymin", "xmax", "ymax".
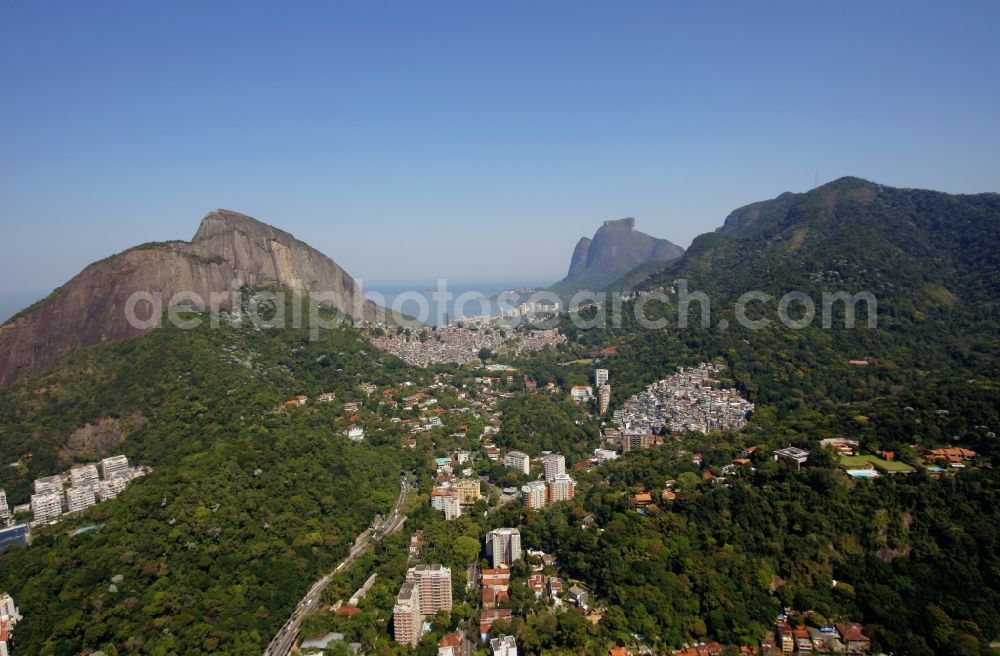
[
  {"xmin": 31, "ymin": 492, "xmax": 63, "ymax": 522},
  {"xmin": 33, "ymin": 475, "xmax": 63, "ymax": 496},
  {"xmin": 70, "ymin": 464, "xmax": 100, "ymax": 489},
  {"xmin": 0, "ymin": 490, "xmax": 8, "ymax": 522},
  {"xmin": 503, "ymin": 451, "xmax": 530, "ymax": 475},
  {"xmin": 488, "ymin": 528, "xmax": 522, "ymax": 568},
  {"xmin": 66, "ymin": 486, "xmax": 97, "ymax": 514},
  {"xmin": 595, "ymin": 368, "xmax": 609, "ymax": 389},
  {"xmin": 100, "ymin": 455, "xmax": 130, "ymax": 480},
  {"xmin": 430, "ymin": 489, "xmax": 461, "ymax": 520},
  {"xmin": 543, "ymin": 454, "xmax": 566, "ymax": 481}
]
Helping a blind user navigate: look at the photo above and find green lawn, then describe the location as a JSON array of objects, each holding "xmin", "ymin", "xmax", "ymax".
[{"xmin": 839, "ymin": 454, "xmax": 915, "ymax": 473}]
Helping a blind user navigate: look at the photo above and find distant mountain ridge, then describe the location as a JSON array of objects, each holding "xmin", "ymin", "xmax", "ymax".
[
  {"xmin": 552, "ymin": 217, "xmax": 684, "ymax": 293},
  {"xmin": 0, "ymin": 210, "xmax": 378, "ymax": 387}
]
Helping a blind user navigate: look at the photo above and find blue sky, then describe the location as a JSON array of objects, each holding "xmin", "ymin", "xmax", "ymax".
[{"xmin": 1, "ymin": 1, "xmax": 998, "ymax": 301}]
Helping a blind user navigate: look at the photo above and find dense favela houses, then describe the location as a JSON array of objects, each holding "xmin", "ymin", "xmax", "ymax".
[{"xmin": 615, "ymin": 362, "xmax": 753, "ymax": 435}]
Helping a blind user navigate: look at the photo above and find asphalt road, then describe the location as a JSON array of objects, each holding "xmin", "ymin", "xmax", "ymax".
[{"xmin": 264, "ymin": 475, "xmax": 409, "ymax": 656}]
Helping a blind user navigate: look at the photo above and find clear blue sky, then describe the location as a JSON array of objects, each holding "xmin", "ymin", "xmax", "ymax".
[{"xmin": 1, "ymin": 1, "xmax": 998, "ymax": 300}]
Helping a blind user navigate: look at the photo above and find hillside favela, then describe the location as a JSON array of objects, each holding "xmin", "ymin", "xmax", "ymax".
[{"xmin": 1, "ymin": 3, "xmax": 999, "ymax": 656}]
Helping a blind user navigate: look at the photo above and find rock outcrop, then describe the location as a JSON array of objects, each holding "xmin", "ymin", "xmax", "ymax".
[
  {"xmin": 0, "ymin": 210, "xmax": 377, "ymax": 387},
  {"xmin": 553, "ymin": 217, "xmax": 684, "ymax": 292}
]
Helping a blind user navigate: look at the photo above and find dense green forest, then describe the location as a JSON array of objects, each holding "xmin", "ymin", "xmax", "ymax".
[
  {"xmin": 488, "ymin": 443, "xmax": 1000, "ymax": 655},
  {"xmin": 0, "ymin": 297, "xmax": 425, "ymax": 654}
]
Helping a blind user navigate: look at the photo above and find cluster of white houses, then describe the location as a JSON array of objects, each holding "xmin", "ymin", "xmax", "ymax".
[{"xmin": 25, "ymin": 455, "xmax": 149, "ymax": 525}]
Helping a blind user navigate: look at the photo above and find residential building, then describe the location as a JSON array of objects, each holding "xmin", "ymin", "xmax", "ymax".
[
  {"xmin": 70, "ymin": 464, "xmax": 100, "ymax": 489},
  {"xmin": 455, "ymin": 478, "xmax": 481, "ymax": 505},
  {"xmin": 100, "ymin": 455, "xmax": 130, "ymax": 480},
  {"xmin": 407, "ymin": 564, "xmax": 453, "ymax": 615},
  {"xmin": 438, "ymin": 631, "xmax": 462, "ymax": 656},
  {"xmin": 595, "ymin": 368, "xmax": 609, "ymax": 389},
  {"xmin": 503, "ymin": 451, "xmax": 530, "ymax": 475},
  {"xmin": 546, "ymin": 474, "xmax": 575, "ymax": 504},
  {"xmin": 491, "ymin": 634, "xmax": 518, "ymax": 656},
  {"xmin": 430, "ymin": 488, "xmax": 461, "ymax": 520},
  {"xmin": 479, "ymin": 608, "xmax": 513, "ymax": 642},
  {"xmin": 33, "ymin": 475, "xmax": 63, "ymax": 496},
  {"xmin": 543, "ymin": 453, "xmax": 566, "ymax": 480},
  {"xmin": 593, "ymin": 448, "xmax": 618, "ymax": 462},
  {"xmin": 835, "ymin": 623, "xmax": 870, "ymax": 655},
  {"xmin": 0, "ymin": 490, "xmax": 8, "ymax": 523},
  {"xmin": 570, "ymin": 385, "xmax": 593, "ymax": 403},
  {"xmin": 66, "ymin": 486, "xmax": 97, "ymax": 514},
  {"xmin": 568, "ymin": 584, "xmax": 589, "ymax": 610},
  {"xmin": 392, "ymin": 581, "xmax": 422, "ymax": 647},
  {"xmin": 31, "ymin": 492, "xmax": 63, "ymax": 522},
  {"xmin": 97, "ymin": 477, "xmax": 128, "ymax": 501},
  {"xmin": 521, "ymin": 481, "xmax": 547, "ymax": 510},
  {"xmin": 488, "ymin": 528, "xmax": 522, "ymax": 567},
  {"xmin": 598, "ymin": 384, "xmax": 611, "ymax": 415},
  {"xmin": 621, "ymin": 432, "xmax": 654, "ymax": 452},
  {"xmin": 0, "ymin": 592, "xmax": 19, "ymax": 623},
  {"xmin": 773, "ymin": 447, "xmax": 810, "ymax": 469},
  {"xmin": 346, "ymin": 425, "xmax": 365, "ymax": 442},
  {"xmin": 480, "ymin": 568, "xmax": 511, "ymax": 591}
]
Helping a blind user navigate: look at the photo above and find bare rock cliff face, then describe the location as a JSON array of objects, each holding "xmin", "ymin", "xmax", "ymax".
[
  {"xmin": 553, "ymin": 217, "xmax": 684, "ymax": 292},
  {"xmin": 0, "ymin": 210, "xmax": 376, "ymax": 387}
]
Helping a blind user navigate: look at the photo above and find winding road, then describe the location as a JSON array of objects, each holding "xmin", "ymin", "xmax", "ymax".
[{"xmin": 264, "ymin": 475, "xmax": 409, "ymax": 656}]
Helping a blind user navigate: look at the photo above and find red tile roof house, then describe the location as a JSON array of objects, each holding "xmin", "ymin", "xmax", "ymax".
[
  {"xmin": 479, "ymin": 608, "xmax": 512, "ymax": 641},
  {"xmin": 835, "ymin": 623, "xmax": 870, "ymax": 655},
  {"xmin": 527, "ymin": 573, "xmax": 546, "ymax": 598}
]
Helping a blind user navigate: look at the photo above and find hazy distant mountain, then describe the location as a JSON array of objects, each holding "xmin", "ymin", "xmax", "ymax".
[
  {"xmin": 0, "ymin": 210, "xmax": 378, "ymax": 387},
  {"xmin": 552, "ymin": 217, "xmax": 684, "ymax": 293}
]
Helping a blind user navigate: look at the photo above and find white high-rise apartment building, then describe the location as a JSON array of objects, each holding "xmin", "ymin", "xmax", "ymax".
[
  {"xmin": 503, "ymin": 451, "xmax": 530, "ymax": 475},
  {"xmin": 33, "ymin": 475, "xmax": 63, "ymax": 496},
  {"xmin": 66, "ymin": 486, "xmax": 97, "ymax": 514},
  {"xmin": 70, "ymin": 464, "xmax": 100, "ymax": 489},
  {"xmin": 0, "ymin": 490, "xmax": 8, "ymax": 521},
  {"xmin": 595, "ymin": 368, "xmax": 609, "ymax": 389},
  {"xmin": 547, "ymin": 474, "xmax": 575, "ymax": 504},
  {"xmin": 543, "ymin": 454, "xmax": 566, "ymax": 481},
  {"xmin": 488, "ymin": 528, "xmax": 522, "ymax": 568},
  {"xmin": 31, "ymin": 492, "xmax": 63, "ymax": 522},
  {"xmin": 521, "ymin": 481, "xmax": 547, "ymax": 510},
  {"xmin": 101, "ymin": 455, "xmax": 130, "ymax": 480},
  {"xmin": 431, "ymin": 489, "xmax": 461, "ymax": 520}
]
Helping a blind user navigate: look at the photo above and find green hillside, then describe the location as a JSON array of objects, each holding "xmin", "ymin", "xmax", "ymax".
[{"xmin": 0, "ymin": 295, "xmax": 425, "ymax": 654}]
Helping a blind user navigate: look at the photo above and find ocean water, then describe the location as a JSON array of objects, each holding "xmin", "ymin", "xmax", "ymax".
[{"xmin": 363, "ymin": 281, "xmax": 551, "ymax": 326}]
